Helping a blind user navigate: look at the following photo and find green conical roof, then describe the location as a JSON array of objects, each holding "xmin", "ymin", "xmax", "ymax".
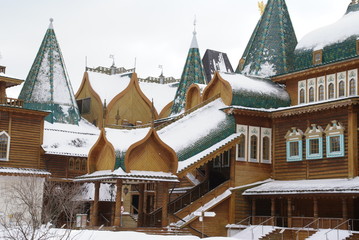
[
  {"xmin": 236, "ymin": 0, "xmax": 297, "ymax": 77},
  {"xmin": 170, "ymin": 29, "xmax": 206, "ymax": 115},
  {"xmin": 19, "ymin": 19, "xmax": 80, "ymax": 125}
]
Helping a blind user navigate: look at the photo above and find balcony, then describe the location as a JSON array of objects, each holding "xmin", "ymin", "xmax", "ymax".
[{"xmin": 0, "ymin": 97, "xmax": 23, "ymax": 108}]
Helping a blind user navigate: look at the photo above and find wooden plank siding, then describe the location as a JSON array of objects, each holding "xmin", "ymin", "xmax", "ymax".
[
  {"xmin": 273, "ymin": 108, "xmax": 350, "ymax": 180},
  {"xmin": 0, "ymin": 109, "xmax": 46, "ymax": 170},
  {"xmin": 44, "ymin": 155, "xmax": 88, "ymax": 179}
]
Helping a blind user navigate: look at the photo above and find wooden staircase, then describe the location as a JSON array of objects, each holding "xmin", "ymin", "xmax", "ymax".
[
  {"xmin": 345, "ymin": 233, "xmax": 359, "ymax": 240},
  {"xmin": 259, "ymin": 228, "xmax": 316, "ymax": 240}
]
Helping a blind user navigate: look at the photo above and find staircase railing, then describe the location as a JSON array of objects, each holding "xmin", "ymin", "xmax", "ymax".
[
  {"xmin": 171, "ymin": 213, "xmax": 209, "ymax": 238},
  {"xmin": 325, "ymin": 219, "xmax": 351, "ymax": 240},
  {"xmin": 250, "ymin": 217, "xmax": 275, "ymax": 240},
  {"xmin": 295, "ymin": 218, "xmax": 320, "ymax": 240}
]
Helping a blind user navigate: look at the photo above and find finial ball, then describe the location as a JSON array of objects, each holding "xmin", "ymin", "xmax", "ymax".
[{"xmin": 50, "ymin": 18, "xmax": 54, "ymax": 23}]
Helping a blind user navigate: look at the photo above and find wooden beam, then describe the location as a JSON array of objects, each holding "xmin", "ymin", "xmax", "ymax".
[
  {"xmin": 288, "ymin": 198, "xmax": 292, "ymax": 228},
  {"xmin": 313, "ymin": 197, "xmax": 318, "ymax": 219},
  {"xmin": 90, "ymin": 182, "xmax": 100, "ymax": 226},
  {"xmin": 161, "ymin": 182, "xmax": 169, "ymax": 227},
  {"xmin": 137, "ymin": 184, "xmax": 145, "ymax": 227},
  {"xmin": 114, "ymin": 179, "xmax": 123, "ymax": 226},
  {"xmin": 348, "ymin": 106, "xmax": 358, "ymax": 178},
  {"xmin": 342, "ymin": 198, "xmax": 348, "ymax": 220},
  {"xmin": 271, "ymin": 198, "xmax": 275, "ymax": 225}
]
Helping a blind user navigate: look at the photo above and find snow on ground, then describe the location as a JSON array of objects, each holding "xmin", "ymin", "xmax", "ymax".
[
  {"xmin": 40, "ymin": 229, "xmax": 239, "ymax": 240},
  {"xmin": 231, "ymin": 226, "xmax": 275, "ymax": 240}
]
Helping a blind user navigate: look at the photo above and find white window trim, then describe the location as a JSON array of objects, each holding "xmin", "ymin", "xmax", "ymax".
[
  {"xmin": 347, "ymin": 69, "xmax": 358, "ymax": 96},
  {"xmin": 248, "ymin": 126, "xmax": 260, "ymax": 163},
  {"xmin": 326, "ymin": 74, "xmax": 336, "ymax": 99},
  {"xmin": 317, "ymin": 76, "xmax": 326, "ymax": 101},
  {"xmin": 260, "ymin": 128, "xmax": 272, "ymax": 164},
  {"xmin": 0, "ymin": 131, "xmax": 10, "ymax": 161},
  {"xmin": 298, "ymin": 80, "xmax": 307, "ymax": 104},
  {"xmin": 236, "ymin": 125, "xmax": 248, "ymax": 161},
  {"xmin": 307, "ymin": 78, "xmax": 316, "ymax": 103},
  {"xmin": 337, "ymin": 71, "xmax": 347, "ymax": 98}
]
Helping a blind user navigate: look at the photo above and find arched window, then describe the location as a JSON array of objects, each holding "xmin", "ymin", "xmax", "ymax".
[
  {"xmin": 309, "ymin": 87, "xmax": 314, "ymax": 102},
  {"xmin": 299, "ymin": 89, "xmax": 305, "ymax": 104},
  {"xmin": 328, "ymin": 83, "xmax": 335, "ymax": 99},
  {"xmin": 318, "ymin": 85, "xmax": 324, "ymax": 101},
  {"xmin": 69, "ymin": 158, "xmax": 74, "ymax": 170},
  {"xmin": 250, "ymin": 135, "xmax": 258, "ymax": 161},
  {"xmin": 349, "ymin": 79, "xmax": 356, "ymax": 96},
  {"xmin": 262, "ymin": 136, "xmax": 270, "ymax": 161},
  {"xmin": 0, "ymin": 131, "xmax": 10, "ymax": 161},
  {"xmin": 237, "ymin": 135, "xmax": 245, "ymax": 160},
  {"xmin": 81, "ymin": 159, "xmax": 87, "ymax": 172},
  {"xmin": 339, "ymin": 81, "xmax": 345, "ymax": 97},
  {"xmin": 75, "ymin": 158, "xmax": 81, "ymax": 170}
]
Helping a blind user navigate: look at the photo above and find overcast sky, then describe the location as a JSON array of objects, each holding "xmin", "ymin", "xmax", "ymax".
[{"xmin": 0, "ymin": 0, "xmax": 350, "ymax": 97}]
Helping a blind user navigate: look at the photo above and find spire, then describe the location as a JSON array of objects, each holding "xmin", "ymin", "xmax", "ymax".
[
  {"xmin": 190, "ymin": 17, "xmax": 199, "ymax": 49},
  {"xmin": 170, "ymin": 21, "xmax": 206, "ymax": 115},
  {"xmin": 19, "ymin": 19, "xmax": 80, "ymax": 125},
  {"xmin": 236, "ymin": 0, "xmax": 297, "ymax": 77}
]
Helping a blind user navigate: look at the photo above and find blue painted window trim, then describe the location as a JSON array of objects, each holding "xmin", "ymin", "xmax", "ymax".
[
  {"xmin": 306, "ymin": 137, "xmax": 323, "ymax": 160},
  {"xmin": 326, "ymin": 134, "xmax": 345, "ymax": 158},
  {"xmin": 286, "ymin": 140, "xmax": 302, "ymax": 162}
]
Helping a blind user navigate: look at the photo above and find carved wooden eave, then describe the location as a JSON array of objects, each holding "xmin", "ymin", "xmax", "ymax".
[
  {"xmin": 272, "ymin": 57, "xmax": 359, "ymax": 83},
  {"xmin": 222, "ymin": 107, "xmax": 271, "ymax": 118},
  {"xmin": 0, "ymin": 75, "xmax": 23, "ymax": 88},
  {"xmin": 202, "ymin": 71, "xmax": 232, "ymax": 106},
  {"xmin": 106, "ymin": 72, "xmax": 159, "ymax": 125},
  {"xmin": 177, "ymin": 135, "xmax": 240, "ymax": 178},
  {"xmin": 159, "ymin": 100, "xmax": 173, "ymax": 119},
  {"xmin": 185, "ymin": 84, "xmax": 202, "ymax": 111},
  {"xmin": 87, "ymin": 128, "xmax": 116, "ymax": 173},
  {"xmin": 125, "ymin": 128, "xmax": 178, "ymax": 174},
  {"xmin": 0, "ymin": 105, "xmax": 49, "ymax": 117}
]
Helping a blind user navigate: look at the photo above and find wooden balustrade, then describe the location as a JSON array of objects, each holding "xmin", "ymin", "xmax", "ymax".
[{"xmin": 0, "ymin": 97, "xmax": 23, "ymax": 107}]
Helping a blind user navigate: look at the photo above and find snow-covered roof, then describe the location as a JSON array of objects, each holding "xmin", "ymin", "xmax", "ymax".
[
  {"xmin": 0, "ymin": 167, "xmax": 50, "ymax": 176},
  {"xmin": 296, "ymin": 10, "xmax": 359, "ymax": 51},
  {"xmin": 243, "ymin": 177, "xmax": 359, "ymax": 195},
  {"xmin": 43, "ymin": 119, "xmax": 100, "ymax": 157},
  {"xmin": 219, "ymin": 72, "xmax": 289, "ymax": 102},
  {"xmin": 87, "ymin": 71, "xmax": 177, "ymax": 112}
]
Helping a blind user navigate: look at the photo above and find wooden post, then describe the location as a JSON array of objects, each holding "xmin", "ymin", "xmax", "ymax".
[
  {"xmin": 162, "ymin": 182, "xmax": 169, "ymax": 227},
  {"xmin": 348, "ymin": 106, "xmax": 358, "ymax": 178},
  {"xmin": 342, "ymin": 198, "xmax": 348, "ymax": 219},
  {"xmin": 271, "ymin": 198, "xmax": 276, "ymax": 225},
  {"xmin": 114, "ymin": 179, "xmax": 123, "ymax": 227},
  {"xmin": 252, "ymin": 198, "xmax": 256, "ymax": 224},
  {"xmin": 228, "ymin": 191, "xmax": 236, "ymax": 224},
  {"xmin": 137, "ymin": 184, "xmax": 145, "ymax": 227},
  {"xmin": 313, "ymin": 197, "xmax": 318, "ymax": 219},
  {"xmin": 287, "ymin": 198, "xmax": 292, "ymax": 228},
  {"xmin": 90, "ymin": 182, "xmax": 100, "ymax": 226}
]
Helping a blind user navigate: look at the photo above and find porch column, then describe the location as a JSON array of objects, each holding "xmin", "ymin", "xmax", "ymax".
[
  {"xmin": 162, "ymin": 182, "xmax": 169, "ymax": 227},
  {"xmin": 287, "ymin": 198, "xmax": 292, "ymax": 228},
  {"xmin": 114, "ymin": 179, "xmax": 123, "ymax": 226},
  {"xmin": 342, "ymin": 198, "xmax": 348, "ymax": 220},
  {"xmin": 271, "ymin": 198, "xmax": 276, "ymax": 225},
  {"xmin": 90, "ymin": 182, "xmax": 100, "ymax": 226},
  {"xmin": 348, "ymin": 106, "xmax": 358, "ymax": 178},
  {"xmin": 251, "ymin": 198, "xmax": 256, "ymax": 216},
  {"xmin": 137, "ymin": 183, "xmax": 145, "ymax": 227},
  {"xmin": 313, "ymin": 197, "xmax": 318, "ymax": 219}
]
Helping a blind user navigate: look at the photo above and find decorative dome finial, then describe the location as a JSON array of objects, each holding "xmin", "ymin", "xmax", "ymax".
[
  {"xmin": 48, "ymin": 18, "xmax": 54, "ymax": 29},
  {"xmin": 193, "ymin": 15, "xmax": 197, "ymax": 35}
]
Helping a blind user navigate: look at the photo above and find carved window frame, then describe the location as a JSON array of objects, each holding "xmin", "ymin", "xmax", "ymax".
[
  {"xmin": 348, "ymin": 69, "xmax": 358, "ymax": 96},
  {"xmin": 327, "ymin": 74, "xmax": 336, "ymax": 100},
  {"xmin": 317, "ymin": 76, "xmax": 325, "ymax": 101},
  {"xmin": 305, "ymin": 124, "xmax": 324, "ymax": 160},
  {"xmin": 313, "ymin": 49, "xmax": 323, "ymax": 65},
  {"xmin": 285, "ymin": 127, "xmax": 303, "ymax": 162},
  {"xmin": 298, "ymin": 80, "xmax": 307, "ymax": 104},
  {"xmin": 249, "ymin": 126, "xmax": 260, "ymax": 163},
  {"xmin": 236, "ymin": 125, "xmax": 248, "ymax": 161},
  {"xmin": 325, "ymin": 121, "xmax": 345, "ymax": 158},
  {"xmin": 337, "ymin": 71, "xmax": 346, "ymax": 98},
  {"xmin": 0, "ymin": 131, "xmax": 10, "ymax": 161},
  {"xmin": 261, "ymin": 128, "xmax": 272, "ymax": 164}
]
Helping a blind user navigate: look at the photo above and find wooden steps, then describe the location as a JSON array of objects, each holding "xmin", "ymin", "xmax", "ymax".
[
  {"xmin": 259, "ymin": 228, "xmax": 316, "ymax": 240},
  {"xmin": 345, "ymin": 233, "xmax": 359, "ymax": 240},
  {"xmin": 100, "ymin": 227, "xmax": 192, "ymax": 236}
]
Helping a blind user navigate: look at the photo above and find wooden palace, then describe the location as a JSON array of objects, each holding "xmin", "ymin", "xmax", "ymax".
[{"xmin": 1, "ymin": 0, "xmax": 359, "ymax": 239}]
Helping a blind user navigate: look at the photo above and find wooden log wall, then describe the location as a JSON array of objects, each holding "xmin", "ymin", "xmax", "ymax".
[
  {"xmin": 0, "ymin": 109, "xmax": 45, "ymax": 169},
  {"xmin": 273, "ymin": 108, "xmax": 349, "ymax": 180},
  {"xmin": 43, "ymin": 154, "xmax": 87, "ymax": 179}
]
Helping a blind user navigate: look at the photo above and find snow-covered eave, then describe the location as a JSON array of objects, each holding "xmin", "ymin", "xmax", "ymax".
[
  {"xmin": 0, "ymin": 167, "xmax": 51, "ymax": 177},
  {"xmin": 229, "ymin": 179, "xmax": 273, "ymax": 191},
  {"xmin": 243, "ymin": 190, "xmax": 359, "ymax": 196},
  {"xmin": 75, "ymin": 170, "xmax": 179, "ymax": 183},
  {"xmin": 221, "ymin": 96, "xmax": 359, "ymax": 114},
  {"xmin": 177, "ymin": 133, "xmax": 241, "ymax": 174},
  {"xmin": 44, "ymin": 151, "xmax": 88, "ymax": 157}
]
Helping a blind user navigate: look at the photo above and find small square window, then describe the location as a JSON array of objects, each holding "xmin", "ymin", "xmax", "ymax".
[
  {"xmin": 286, "ymin": 141, "xmax": 303, "ymax": 162},
  {"xmin": 306, "ymin": 138, "xmax": 323, "ymax": 160},
  {"xmin": 313, "ymin": 50, "xmax": 323, "ymax": 65},
  {"xmin": 326, "ymin": 135, "xmax": 344, "ymax": 158}
]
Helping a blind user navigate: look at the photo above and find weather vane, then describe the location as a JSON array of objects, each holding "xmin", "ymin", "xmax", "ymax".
[{"xmin": 109, "ymin": 54, "xmax": 115, "ymax": 66}]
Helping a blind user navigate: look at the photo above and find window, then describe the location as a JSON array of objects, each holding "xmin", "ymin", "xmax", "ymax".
[
  {"xmin": 250, "ymin": 135, "xmax": 258, "ymax": 161},
  {"xmin": 325, "ymin": 120, "xmax": 345, "ymax": 158},
  {"xmin": 213, "ymin": 156, "xmax": 221, "ymax": 168},
  {"xmin": 69, "ymin": 158, "xmax": 74, "ymax": 170},
  {"xmin": 328, "ymin": 83, "xmax": 335, "ymax": 99},
  {"xmin": 309, "ymin": 87, "xmax": 314, "ymax": 102},
  {"xmin": 81, "ymin": 159, "xmax": 87, "ymax": 172},
  {"xmin": 237, "ymin": 135, "xmax": 246, "ymax": 160},
  {"xmin": 318, "ymin": 85, "xmax": 325, "ymax": 101},
  {"xmin": 213, "ymin": 151, "xmax": 230, "ymax": 168},
  {"xmin": 261, "ymin": 128, "xmax": 272, "ymax": 164},
  {"xmin": 236, "ymin": 125, "xmax": 248, "ymax": 161},
  {"xmin": 349, "ymin": 79, "xmax": 356, "ymax": 96},
  {"xmin": 339, "ymin": 81, "xmax": 345, "ymax": 97},
  {"xmin": 285, "ymin": 127, "xmax": 303, "ymax": 162},
  {"xmin": 75, "ymin": 158, "xmax": 81, "ymax": 170},
  {"xmin": 76, "ymin": 98, "xmax": 91, "ymax": 114},
  {"xmin": 0, "ymin": 131, "xmax": 10, "ymax": 161},
  {"xmin": 305, "ymin": 124, "xmax": 324, "ymax": 160},
  {"xmin": 299, "ymin": 89, "xmax": 305, "ymax": 104},
  {"xmin": 313, "ymin": 50, "xmax": 323, "ymax": 65}
]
